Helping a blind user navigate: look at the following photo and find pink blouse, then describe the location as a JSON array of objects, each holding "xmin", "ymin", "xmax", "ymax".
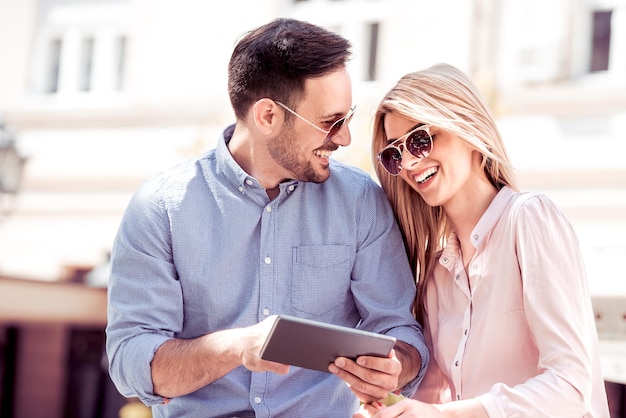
[{"xmin": 412, "ymin": 187, "xmax": 609, "ymax": 417}]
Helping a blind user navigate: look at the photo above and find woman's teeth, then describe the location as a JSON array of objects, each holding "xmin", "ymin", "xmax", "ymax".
[{"xmin": 415, "ymin": 167, "xmax": 437, "ymax": 183}]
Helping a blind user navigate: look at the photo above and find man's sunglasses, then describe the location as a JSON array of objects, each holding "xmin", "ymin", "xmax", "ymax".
[
  {"xmin": 377, "ymin": 125, "xmax": 432, "ymax": 176},
  {"xmin": 275, "ymin": 101, "xmax": 356, "ymax": 144}
]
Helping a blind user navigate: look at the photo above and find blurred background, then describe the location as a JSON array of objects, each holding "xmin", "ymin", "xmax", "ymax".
[{"xmin": 0, "ymin": 0, "xmax": 625, "ymax": 417}]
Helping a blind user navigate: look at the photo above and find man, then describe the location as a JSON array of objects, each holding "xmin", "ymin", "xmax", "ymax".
[{"xmin": 106, "ymin": 18, "xmax": 428, "ymax": 417}]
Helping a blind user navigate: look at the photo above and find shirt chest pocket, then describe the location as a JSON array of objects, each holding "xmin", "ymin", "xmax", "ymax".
[{"xmin": 291, "ymin": 245, "xmax": 352, "ymax": 316}]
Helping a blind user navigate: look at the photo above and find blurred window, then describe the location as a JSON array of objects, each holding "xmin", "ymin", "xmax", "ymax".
[
  {"xmin": 115, "ymin": 36, "xmax": 127, "ymax": 91},
  {"xmin": 590, "ymin": 10, "xmax": 612, "ymax": 72},
  {"xmin": 35, "ymin": 1, "xmax": 131, "ymax": 95},
  {"xmin": 366, "ymin": 22, "xmax": 379, "ymax": 81},
  {"xmin": 79, "ymin": 37, "xmax": 94, "ymax": 91},
  {"xmin": 47, "ymin": 38, "xmax": 62, "ymax": 94}
]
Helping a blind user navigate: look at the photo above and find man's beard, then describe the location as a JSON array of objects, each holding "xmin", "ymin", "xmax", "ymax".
[{"xmin": 268, "ymin": 128, "xmax": 331, "ymax": 184}]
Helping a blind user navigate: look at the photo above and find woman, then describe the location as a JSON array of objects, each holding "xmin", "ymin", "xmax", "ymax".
[{"xmin": 359, "ymin": 63, "xmax": 609, "ymax": 417}]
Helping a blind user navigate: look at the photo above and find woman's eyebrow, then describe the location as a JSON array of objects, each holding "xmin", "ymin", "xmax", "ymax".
[{"xmin": 386, "ymin": 123, "xmax": 426, "ymax": 143}]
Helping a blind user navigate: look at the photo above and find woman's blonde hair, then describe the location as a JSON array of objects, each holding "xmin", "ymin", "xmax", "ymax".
[{"xmin": 371, "ymin": 63, "xmax": 519, "ymax": 319}]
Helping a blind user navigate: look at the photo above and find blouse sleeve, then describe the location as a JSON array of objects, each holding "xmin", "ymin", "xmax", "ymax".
[{"xmin": 479, "ymin": 194, "xmax": 599, "ymax": 417}]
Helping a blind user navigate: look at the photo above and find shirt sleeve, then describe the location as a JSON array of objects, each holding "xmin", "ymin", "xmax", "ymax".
[
  {"xmin": 350, "ymin": 179, "xmax": 429, "ymax": 397},
  {"xmin": 479, "ymin": 194, "xmax": 598, "ymax": 417},
  {"xmin": 106, "ymin": 182, "xmax": 180, "ymax": 406}
]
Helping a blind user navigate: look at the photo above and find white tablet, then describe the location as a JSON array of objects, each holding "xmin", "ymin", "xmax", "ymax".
[{"xmin": 259, "ymin": 314, "xmax": 396, "ymax": 373}]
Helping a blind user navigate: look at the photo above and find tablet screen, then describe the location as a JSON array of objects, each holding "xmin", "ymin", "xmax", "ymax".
[{"xmin": 259, "ymin": 315, "xmax": 396, "ymax": 373}]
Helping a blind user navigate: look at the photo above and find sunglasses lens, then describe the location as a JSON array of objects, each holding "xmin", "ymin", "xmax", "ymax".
[
  {"xmin": 379, "ymin": 148, "xmax": 402, "ymax": 175},
  {"xmin": 325, "ymin": 109, "xmax": 355, "ymax": 143},
  {"xmin": 406, "ymin": 130, "xmax": 432, "ymax": 158},
  {"xmin": 326, "ymin": 119, "xmax": 345, "ymax": 142}
]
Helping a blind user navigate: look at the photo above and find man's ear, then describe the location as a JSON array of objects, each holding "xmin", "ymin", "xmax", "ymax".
[{"xmin": 252, "ymin": 98, "xmax": 281, "ymax": 134}]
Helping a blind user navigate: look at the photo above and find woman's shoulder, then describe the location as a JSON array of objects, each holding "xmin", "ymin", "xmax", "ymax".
[
  {"xmin": 507, "ymin": 190, "xmax": 562, "ymax": 216},
  {"xmin": 504, "ymin": 189, "xmax": 574, "ymax": 236}
]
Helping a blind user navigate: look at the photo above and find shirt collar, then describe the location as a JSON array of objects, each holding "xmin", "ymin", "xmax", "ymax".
[
  {"xmin": 470, "ymin": 186, "xmax": 517, "ymax": 249},
  {"xmin": 216, "ymin": 124, "xmax": 299, "ymax": 195},
  {"xmin": 216, "ymin": 124, "xmax": 253, "ymax": 189},
  {"xmin": 439, "ymin": 186, "xmax": 517, "ymax": 267}
]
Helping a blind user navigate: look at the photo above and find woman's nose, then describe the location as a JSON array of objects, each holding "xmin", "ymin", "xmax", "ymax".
[{"xmin": 401, "ymin": 145, "xmax": 423, "ymax": 169}]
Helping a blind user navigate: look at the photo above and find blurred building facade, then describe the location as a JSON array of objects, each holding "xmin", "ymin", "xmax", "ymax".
[{"xmin": 0, "ymin": 0, "xmax": 625, "ymax": 417}]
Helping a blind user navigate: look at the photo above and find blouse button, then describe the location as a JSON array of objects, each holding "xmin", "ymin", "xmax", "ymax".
[
  {"xmin": 442, "ymin": 258, "xmax": 449, "ymax": 264},
  {"xmin": 455, "ymin": 274, "xmax": 460, "ymax": 280},
  {"xmin": 473, "ymin": 234, "xmax": 479, "ymax": 240},
  {"xmin": 455, "ymin": 360, "xmax": 460, "ymax": 366},
  {"xmin": 472, "ymin": 264, "xmax": 478, "ymax": 269}
]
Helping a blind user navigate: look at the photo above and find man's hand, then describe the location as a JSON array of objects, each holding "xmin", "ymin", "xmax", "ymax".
[
  {"xmin": 329, "ymin": 348, "xmax": 402, "ymax": 403},
  {"xmin": 240, "ymin": 315, "xmax": 291, "ymax": 375},
  {"xmin": 329, "ymin": 341, "xmax": 421, "ymax": 403}
]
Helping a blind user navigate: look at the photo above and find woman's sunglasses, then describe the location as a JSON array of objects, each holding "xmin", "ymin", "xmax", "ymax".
[
  {"xmin": 275, "ymin": 101, "xmax": 356, "ymax": 144},
  {"xmin": 377, "ymin": 125, "xmax": 432, "ymax": 176}
]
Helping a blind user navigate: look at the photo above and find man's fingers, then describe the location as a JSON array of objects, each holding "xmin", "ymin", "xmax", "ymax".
[{"xmin": 329, "ymin": 357, "xmax": 393, "ymax": 401}]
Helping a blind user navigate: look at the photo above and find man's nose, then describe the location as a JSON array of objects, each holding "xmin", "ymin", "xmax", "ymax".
[{"xmin": 329, "ymin": 125, "xmax": 351, "ymax": 147}]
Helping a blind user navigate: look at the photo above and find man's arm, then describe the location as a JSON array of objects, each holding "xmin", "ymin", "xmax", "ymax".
[
  {"xmin": 152, "ymin": 316, "xmax": 289, "ymax": 398},
  {"xmin": 392, "ymin": 341, "xmax": 422, "ymax": 389}
]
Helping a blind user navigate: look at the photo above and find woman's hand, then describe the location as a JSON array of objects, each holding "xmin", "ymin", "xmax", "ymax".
[
  {"xmin": 354, "ymin": 398, "xmax": 489, "ymax": 418},
  {"xmin": 354, "ymin": 399, "xmax": 445, "ymax": 417}
]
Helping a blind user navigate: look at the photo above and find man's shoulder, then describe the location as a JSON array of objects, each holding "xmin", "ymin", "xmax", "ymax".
[
  {"xmin": 328, "ymin": 159, "xmax": 379, "ymax": 189},
  {"xmin": 150, "ymin": 152, "xmax": 213, "ymax": 183},
  {"xmin": 135, "ymin": 153, "xmax": 213, "ymax": 202}
]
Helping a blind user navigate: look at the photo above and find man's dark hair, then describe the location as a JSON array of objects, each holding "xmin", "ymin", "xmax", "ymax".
[{"xmin": 228, "ymin": 18, "xmax": 352, "ymax": 119}]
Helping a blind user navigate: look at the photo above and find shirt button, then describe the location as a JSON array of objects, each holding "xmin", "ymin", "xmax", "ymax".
[
  {"xmin": 254, "ymin": 397, "xmax": 261, "ymax": 404},
  {"xmin": 265, "ymin": 206, "xmax": 272, "ymax": 212},
  {"xmin": 263, "ymin": 308, "xmax": 270, "ymax": 316},
  {"xmin": 442, "ymin": 258, "xmax": 449, "ymax": 264},
  {"xmin": 472, "ymin": 264, "xmax": 478, "ymax": 269},
  {"xmin": 246, "ymin": 179, "xmax": 254, "ymax": 186},
  {"xmin": 288, "ymin": 185, "xmax": 295, "ymax": 192},
  {"xmin": 455, "ymin": 274, "xmax": 460, "ymax": 280},
  {"xmin": 464, "ymin": 329, "xmax": 468, "ymax": 335},
  {"xmin": 455, "ymin": 360, "xmax": 460, "ymax": 366},
  {"xmin": 473, "ymin": 234, "xmax": 479, "ymax": 240},
  {"xmin": 264, "ymin": 257, "xmax": 271, "ymax": 264},
  {"xmin": 238, "ymin": 186, "xmax": 244, "ymax": 193}
]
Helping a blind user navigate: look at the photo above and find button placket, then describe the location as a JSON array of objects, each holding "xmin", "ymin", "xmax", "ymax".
[
  {"xmin": 259, "ymin": 197, "xmax": 275, "ymax": 324},
  {"xmin": 450, "ymin": 296, "xmax": 472, "ymax": 399}
]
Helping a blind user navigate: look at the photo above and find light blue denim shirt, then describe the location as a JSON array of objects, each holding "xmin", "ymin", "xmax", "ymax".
[{"xmin": 106, "ymin": 125, "xmax": 428, "ymax": 418}]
